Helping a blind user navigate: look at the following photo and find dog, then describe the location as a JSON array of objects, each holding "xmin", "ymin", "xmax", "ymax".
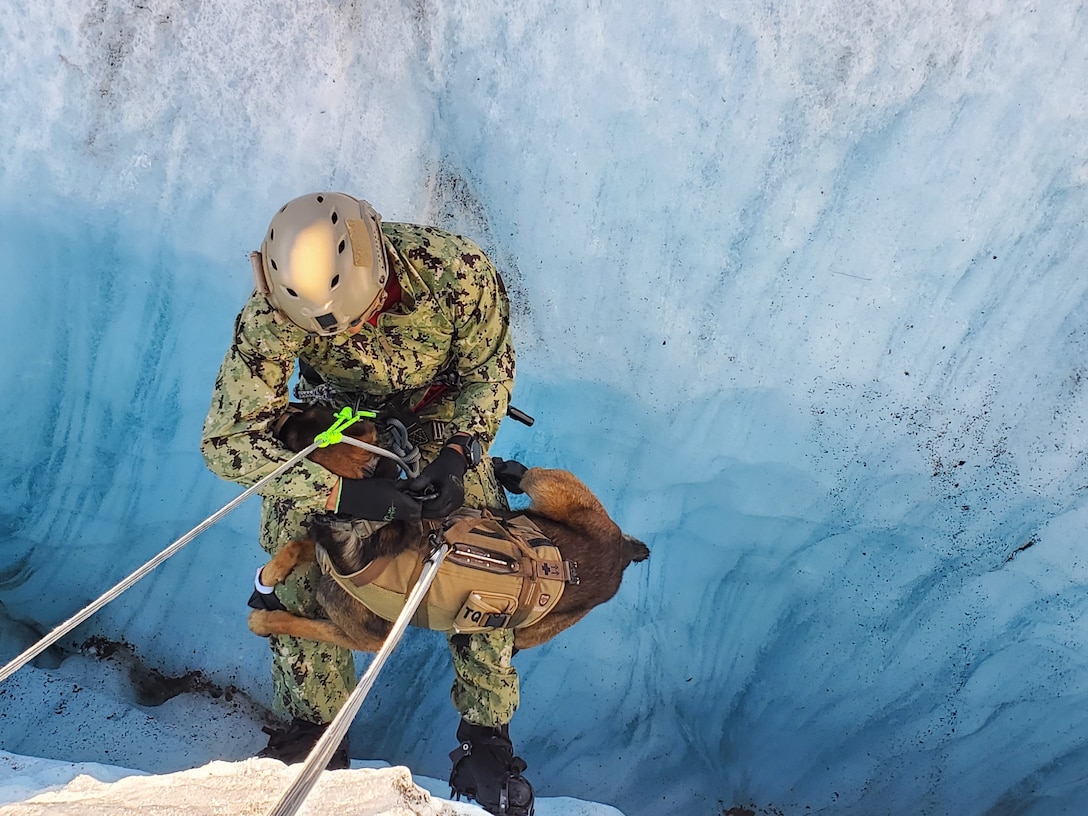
[{"xmin": 249, "ymin": 405, "xmax": 649, "ymax": 652}]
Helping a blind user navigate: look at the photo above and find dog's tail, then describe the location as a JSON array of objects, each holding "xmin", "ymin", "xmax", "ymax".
[{"xmin": 623, "ymin": 534, "xmax": 650, "ymax": 564}]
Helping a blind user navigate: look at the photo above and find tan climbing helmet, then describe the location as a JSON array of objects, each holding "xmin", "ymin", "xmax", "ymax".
[{"xmin": 253, "ymin": 192, "xmax": 389, "ymax": 335}]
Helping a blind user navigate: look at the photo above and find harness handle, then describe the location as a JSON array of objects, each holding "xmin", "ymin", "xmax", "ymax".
[{"xmin": 467, "ymin": 512, "xmax": 552, "ymax": 563}]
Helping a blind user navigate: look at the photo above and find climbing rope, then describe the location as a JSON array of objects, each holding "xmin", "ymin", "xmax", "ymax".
[
  {"xmin": 264, "ymin": 536, "xmax": 451, "ymax": 816},
  {"xmin": 0, "ymin": 407, "xmax": 400, "ymax": 685},
  {"xmin": 335, "ymin": 432, "xmax": 419, "ymax": 478}
]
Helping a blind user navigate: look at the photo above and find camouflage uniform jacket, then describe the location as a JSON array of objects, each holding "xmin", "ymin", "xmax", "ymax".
[{"xmin": 201, "ymin": 223, "xmax": 516, "ymax": 511}]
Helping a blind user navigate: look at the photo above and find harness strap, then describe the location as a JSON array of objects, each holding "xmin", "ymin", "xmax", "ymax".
[
  {"xmin": 508, "ymin": 572, "xmax": 539, "ymax": 629},
  {"xmin": 294, "ymin": 361, "xmax": 451, "ymax": 446},
  {"xmin": 405, "ymin": 548, "xmax": 430, "ymax": 629},
  {"xmin": 316, "ymin": 543, "xmax": 397, "ymax": 589},
  {"xmin": 448, "ymin": 514, "xmax": 539, "ymax": 560}
]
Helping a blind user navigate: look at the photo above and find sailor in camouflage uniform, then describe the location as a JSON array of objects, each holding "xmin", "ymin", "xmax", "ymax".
[{"xmin": 201, "ymin": 193, "xmax": 534, "ymax": 814}]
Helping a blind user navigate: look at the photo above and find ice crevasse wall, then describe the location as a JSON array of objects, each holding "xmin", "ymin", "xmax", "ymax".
[{"xmin": 2, "ymin": 2, "xmax": 1088, "ymax": 815}]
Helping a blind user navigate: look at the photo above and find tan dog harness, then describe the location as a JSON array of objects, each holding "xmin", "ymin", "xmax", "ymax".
[{"xmin": 315, "ymin": 509, "xmax": 579, "ymax": 634}]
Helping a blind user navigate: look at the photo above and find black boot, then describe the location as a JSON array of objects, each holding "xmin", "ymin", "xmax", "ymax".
[
  {"xmin": 449, "ymin": 718, "xmax": 535, "ymax": 816},
  {"xmin": 257, "ymin": 717, "xmax": 350, "ymax": 770}
]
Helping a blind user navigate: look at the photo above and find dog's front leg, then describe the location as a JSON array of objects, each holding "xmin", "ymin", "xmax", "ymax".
[{"xmin": 259, "ymin": 539, "xmax": 318, "ymax": 586}]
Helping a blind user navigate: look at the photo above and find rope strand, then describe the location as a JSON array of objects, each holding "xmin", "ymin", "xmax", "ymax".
[
  {"xmin": 0, "ymin": 442, "xmax": 320, "ymax": 685},
  {"xmin": 264, "ymin": 541, "xmax": 451, "ymax": 816}
]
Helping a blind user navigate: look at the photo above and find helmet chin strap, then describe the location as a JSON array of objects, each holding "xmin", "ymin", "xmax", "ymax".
[
  {"xmin": 250, "ymin": 250, "xmax": 270, "ymax": 295},
  {"xmin": 352, "ymin": 281, "xmax": 390, "ymax": 330}
]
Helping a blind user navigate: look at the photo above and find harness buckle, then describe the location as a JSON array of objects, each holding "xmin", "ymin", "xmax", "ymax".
[{"xmin": 567, "ymin": 561, "xmax": 581, "ymax": 586}]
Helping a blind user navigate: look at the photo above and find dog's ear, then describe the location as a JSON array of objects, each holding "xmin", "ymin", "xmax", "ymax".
[{"xmin": 623, "ymin": 534, "xmax": 650, "ymax": 563}]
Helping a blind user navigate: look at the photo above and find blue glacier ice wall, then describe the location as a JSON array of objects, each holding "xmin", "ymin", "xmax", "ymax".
[{"xmin": 2, "ymin": 2, "xmax": 1088, "ymax": 814}]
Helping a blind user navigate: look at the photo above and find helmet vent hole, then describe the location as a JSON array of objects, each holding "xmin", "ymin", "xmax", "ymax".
[
  {"xmin": 338, "ymin": 239, "xmax": 346, "ymax": 254},
  {"xmin": 316, "ymin": 195, "xmax": 324, "ymax": 203},
  {"xmin": 269, "ymin": 228, "xmax": 275, "ymax": 241},
  {"xmin": 330, "ymin": 211, "xmax": 339, "ymax": 225},
  {"xmin": 285, "ymin": 287, "xmax": 298, "ymax": 298},
  {"xmin": 331, "ymin": 274, "xmax": 340, "ymax": 288},
  {"xmin": 269, "ymin": 258, "xmax": 278, "ymax": 270}
]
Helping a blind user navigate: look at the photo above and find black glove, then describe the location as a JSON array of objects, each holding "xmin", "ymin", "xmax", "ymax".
[
  {"xmin": 405, "ymin": 446, "xmax": 467, "ymax": 518},
  {"xmin": 247, "ymin": 588, "xmax": 287, "ymax": 612},
  {"xmin": 337, "ymin": 477, "xmax": 423, "ymax": 522},
  {"xmin": 491, "ymin": 457, "xmax": 528, "ymax": 494}
]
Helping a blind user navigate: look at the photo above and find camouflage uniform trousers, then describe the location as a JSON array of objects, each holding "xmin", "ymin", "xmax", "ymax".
[{"xmin": 260, "ymin": 456, "xmax": 519, "ymax": 729}]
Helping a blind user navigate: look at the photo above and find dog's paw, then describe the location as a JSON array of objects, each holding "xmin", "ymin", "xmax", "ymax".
[
  {"xmin": 259, "ymin": 540, "xmax": 316, "ymax": 585},
  {"xmin": 248, "ymin": 610, "xmax": 277, "ymax": 637}
]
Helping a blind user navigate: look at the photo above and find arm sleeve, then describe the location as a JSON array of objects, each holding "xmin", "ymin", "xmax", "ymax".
[
  {"xmin": 441, "ymin": 239, "xmax": 516, "ymax": 449},
  {"xmin": 200, "ymin": 293, "xmax": 339, "ymax": 507}
]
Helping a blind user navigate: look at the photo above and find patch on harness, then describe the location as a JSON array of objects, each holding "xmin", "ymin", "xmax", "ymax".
[{"xmin": 454, "ymin": 591, "xmax": 519, "ymax": 632}]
